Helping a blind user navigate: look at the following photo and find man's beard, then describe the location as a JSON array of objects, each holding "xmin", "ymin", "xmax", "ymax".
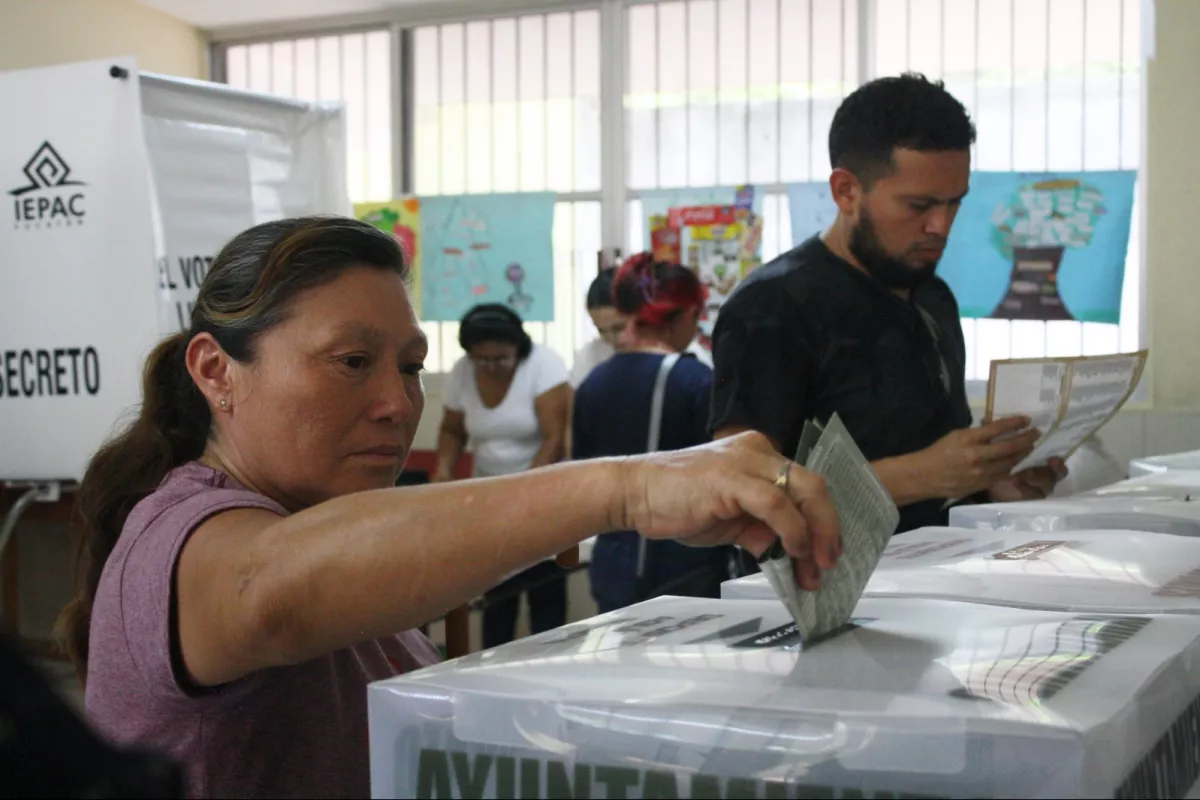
[{"xmin": 848, "ymin": 209, "xmax": 940, "ymax": 291}]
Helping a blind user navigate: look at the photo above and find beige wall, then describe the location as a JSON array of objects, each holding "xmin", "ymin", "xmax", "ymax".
[
  {"xmin": 0, "ymin": 0, "xmax": 208, "ymax": 78},
  {"xmin": 1144, "ymin": 0, "xmax": 1200, "ymax": 411}
]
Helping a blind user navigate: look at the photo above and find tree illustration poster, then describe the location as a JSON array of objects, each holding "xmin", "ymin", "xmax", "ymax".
[
  {"xmin": 937, "ymin": 170, "xmax": 1136, "ymax": 323},
  {"xmin": 418, "ymin": 192, "xmax": 556, "ymax": 322},
  {"xmin": 356, "ymin": 198, "xmax": 422, "ymax": 316}
]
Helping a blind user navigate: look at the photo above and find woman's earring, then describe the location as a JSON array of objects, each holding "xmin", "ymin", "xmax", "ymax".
[{"xmin": 219, "ymin": 398, "xmax": 229, "ymax": 410}]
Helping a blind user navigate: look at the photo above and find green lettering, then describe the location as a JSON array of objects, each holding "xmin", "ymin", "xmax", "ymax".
[
  {"xmin": 416, "ymin": 749, "xmax": 452, "ymax": 799},
  {"xmin": 548, "ymin": 762, "xmax": 592, "ymax": 798},
  {"xmin": 521, "ymin": 758, "xmax": 541, "ymax": 798},
  {"xmin": 495, "ymin": 755, "xmax": 516, "ymax": 799},
  {"xmin": 643, "ymin": 770, "xmax": 680, "ymax": 799},
  {"xmin": 595, "ymin": 766, "xmax": 639, "ymax": 799},
  {"xmin": 451, "ymin": 752, "xmax": 492, "ymax": 799},
  {"xmin": 692, "ymin": 774, "xmax": 759, "ymax": 799}
]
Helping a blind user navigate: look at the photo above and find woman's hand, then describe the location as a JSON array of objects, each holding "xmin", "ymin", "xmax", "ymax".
[{"xmin": 617, "ymin": 431, "xmax": 841, "ymax": 589}]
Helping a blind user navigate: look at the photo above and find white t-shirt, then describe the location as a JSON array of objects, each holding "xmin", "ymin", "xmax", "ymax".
[
  {"xmin": 444, "ymin": 343, "xmax": 569, "ymax": 478},
  {"xmin": 569, "ymin": 337, "xmax": 712, "ymax": 388}
]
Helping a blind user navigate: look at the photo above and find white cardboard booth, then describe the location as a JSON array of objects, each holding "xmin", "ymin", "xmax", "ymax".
[
  {"xmin": 0, "ymin": 57, "xmax": 347, "ymax": 485},
  {"xmin": 1130, "ymin": 450, "xmax": 1200, "ymax": 477},
  {"xmin": 369, "ymin": 595, "xmax": 1200, "ymax": 798},
  {"xmin": 723, "ymin": 528, "xmax": 1200, "ymax": 617}
]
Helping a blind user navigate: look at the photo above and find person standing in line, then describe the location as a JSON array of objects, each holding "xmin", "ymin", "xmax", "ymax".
[
  {"xmin": 433, "ymin": 304, "xmax": 572, "ymax": 648},
  {"xmin": 571, "ymin": 268, "xmax": 713, "ymax": 392},
  {"xmin": 569, "ymin": 268, "xmax": 628, "ymax": 389},
  {"xmin": 573, "ymin": 253, "xmax": 748, "ymax": 612},
  {"xmin": 709, "ymin": 72, "xmax": 1067, "ymax": 534}
]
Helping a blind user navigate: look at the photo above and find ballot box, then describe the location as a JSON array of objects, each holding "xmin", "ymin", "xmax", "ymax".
[
  {"xmin": 1075, "ymin": 470, "xmax": 1200, "ymax": 501},
  {"xmin": 1130, "ymin": 450, "xmax": 1200, "ymax": 477},
  {"xmin": 369, "ymin": 596, "xmax": 1200, "ymax": 799},
  {"xmin": 948, "ymin": 495, "xmax": 1200, "ymax": 536},
  {"xmin": 722, "ymin": 528, "xmax": 1200, "ymax": 617}
]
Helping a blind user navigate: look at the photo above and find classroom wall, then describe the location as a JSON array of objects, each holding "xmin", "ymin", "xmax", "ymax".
[{"xmin": 0, "ymin": 0, "xmax": 208, "ymax": 78}]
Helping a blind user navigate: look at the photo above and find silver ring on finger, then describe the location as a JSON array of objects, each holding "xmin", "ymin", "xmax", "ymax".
[{"xmin": 772, "ymin": 459, "xmax": 792, "ymax": 491}]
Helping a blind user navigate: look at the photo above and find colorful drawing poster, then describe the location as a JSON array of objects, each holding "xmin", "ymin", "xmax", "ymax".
[
  {"xmin": 356, "ymin": 198, "xmax": 422, "ymax": 316},
  {"xmin": 648, "ymin": 185, "xmax": 763, "ymax": 350},
  {"xmin": 419, "ymin": 192, "xmax": 556, "ymax": 323},
  {"xmin": 786, "ymin": 181, "xmax": 839, "ymax": 243},
  {"xmin": 937, "ymin": 170, "xmax": 1136, "ymax": 323},
  {"xmin": 640, "ymin": 185, "xmax": 763, "ymax": 252}
]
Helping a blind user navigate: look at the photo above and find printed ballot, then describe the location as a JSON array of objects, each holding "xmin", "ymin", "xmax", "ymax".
[
  {"xmin": 985, "ymin": 351, "xmax": 1147, "ymax": 473},
  {"xmin": 758, "ymin": 414, "xmax": 899, "ymax": 641},
  {"xmin": 369, "ymin": 595, "xmax": 1200, "ymax": 799}
]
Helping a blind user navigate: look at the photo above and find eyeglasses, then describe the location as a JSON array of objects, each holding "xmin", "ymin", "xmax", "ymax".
[{"xmin": 471, "ymin": 355, "xmax": 517, "ymax": 370}]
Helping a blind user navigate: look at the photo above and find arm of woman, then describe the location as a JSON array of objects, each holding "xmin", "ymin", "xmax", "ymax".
[
  {"xmin": 432, "ymin": 408, "xmax": 467, "ymax": 482},
  {"xmin": 175, "ymin": 433, "xmax": 840, "ymax": 688},
  {"xmin": 530, "ymin": 383, "xmax": 570, "ymax": 469}
]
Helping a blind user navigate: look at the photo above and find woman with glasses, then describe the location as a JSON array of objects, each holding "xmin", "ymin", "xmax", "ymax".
[
  {"xmin": 572, "ymin": 253, "xmax": 749, "ymax": 612},
  {"xmin": 433, "ymin": 303, "xmax": 571, "ymax": 647}
]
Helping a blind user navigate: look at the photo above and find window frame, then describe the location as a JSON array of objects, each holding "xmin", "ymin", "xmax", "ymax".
[{"xmin": 210, "ymin": 0, "xmax": 1147, "ymax": 392}]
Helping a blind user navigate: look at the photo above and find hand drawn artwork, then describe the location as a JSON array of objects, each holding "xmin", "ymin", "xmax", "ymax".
[
  {"xmin": 355, "ymin": 197, "xmax": 422, "ymax": 315},
  {"xmin": 419, "ymin": 192, "xmax": 556, "ymax": 322},
  {"xmin": 644, "ymin": 185, "xmax": 764, "ymax": 351},
  {"xmin": 934, "ymin": 170, "xmax": 1136, "ymax": 324},
  {"xmin": 989, "ymin": 179, "xmax": 1106, "ymax": 321}
]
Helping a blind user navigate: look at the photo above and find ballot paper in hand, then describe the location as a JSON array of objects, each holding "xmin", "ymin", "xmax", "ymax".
[
  {"xmin": 986, "ymin": 351, "xmax": 1147, "ymax": 474},
  {"xmin": 759, "ymin": 413, "xmax": 900, "ymax": 643}
]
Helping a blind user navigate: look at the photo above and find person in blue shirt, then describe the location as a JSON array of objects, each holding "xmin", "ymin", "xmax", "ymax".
[{"xmin": 573, "ymin": 252, "xmax": 745, "ymax": 612}]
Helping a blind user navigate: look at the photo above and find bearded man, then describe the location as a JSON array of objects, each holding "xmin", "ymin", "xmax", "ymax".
[{"xmin": 710, "ymin": 72, "xmax": 1065, "ymax": 534}]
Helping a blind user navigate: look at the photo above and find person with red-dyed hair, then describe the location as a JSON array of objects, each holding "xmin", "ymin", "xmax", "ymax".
[{"xmin": 572, "ymin": 253, "xmax": 752, "ymax": 612}]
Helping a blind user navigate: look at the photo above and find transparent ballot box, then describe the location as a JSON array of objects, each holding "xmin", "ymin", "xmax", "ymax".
[
  {"xmin": 722, "ymin": 528, "xmax": 1200, "ymax": 617},
  {"xmin": 369, "ymin": 596, "xmax": 1200, "ymax": 799},
  {"xmin": 1130, "ymin": 450, "xmax": 1200, "ymax": 477},
  {"xmin": 1076, "ymin": 470, "xmax": 1200, "ymax": 501},
  {"xmin": 948, "ymin": 495, "xmax": 1200, "ymax": 536}
]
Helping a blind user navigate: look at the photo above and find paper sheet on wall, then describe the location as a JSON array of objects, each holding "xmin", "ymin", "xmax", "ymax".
[
  {"xmin": 759, "ymin": 413, "xmax": 900, "ymax": 642},
  {"xmin": 986, "ymin": 351, "xmax": 1148, "ymax": 474}
]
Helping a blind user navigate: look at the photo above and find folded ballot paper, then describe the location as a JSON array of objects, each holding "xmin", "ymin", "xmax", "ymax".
[
  {"xmin": 948, "ymin": 494, "xmax": 1200, "ymax": 536},
  {"xmin": 369, "ymin": 595, "xmax": 1200, "ymax": 799},
  {"xmin": 729, "ymin": 527, "xmax": 1200, "ymax": 617},
  {"xmin": 757, "ymin": 413, "xmax": 900, "ymax": 642}
]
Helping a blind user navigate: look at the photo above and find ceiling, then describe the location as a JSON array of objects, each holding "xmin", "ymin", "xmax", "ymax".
[{"xmin": 139, "ymin": 0, "xmax": 444, "ymax": 31}]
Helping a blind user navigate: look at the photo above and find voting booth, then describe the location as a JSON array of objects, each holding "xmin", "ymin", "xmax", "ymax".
[
  {"xmin": 1130, "ymin": 450, "xmax": 1200, "ymax": 478},
  {"xmin": 369, "ymin": 595, "xmax": 1200, "ymax": 798},
  {"xmin": 0, "ymin": 56, "xmax": 347, "ymax": 488}
]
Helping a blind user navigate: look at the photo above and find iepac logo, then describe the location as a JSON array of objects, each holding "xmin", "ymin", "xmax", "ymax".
[{"xmin": 9, "ymin": 141, "xmax": 86, "ymax": 230}]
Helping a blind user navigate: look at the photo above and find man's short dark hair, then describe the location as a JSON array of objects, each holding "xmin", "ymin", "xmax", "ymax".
[{"xmin": 829, "ymin": 72, "xmax": 976, "ymax": 187}]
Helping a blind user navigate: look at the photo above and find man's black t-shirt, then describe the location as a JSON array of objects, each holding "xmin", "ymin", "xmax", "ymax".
[{"xmin": 708, "ymin": 235, "xmax": 973, "ymax": 533}]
